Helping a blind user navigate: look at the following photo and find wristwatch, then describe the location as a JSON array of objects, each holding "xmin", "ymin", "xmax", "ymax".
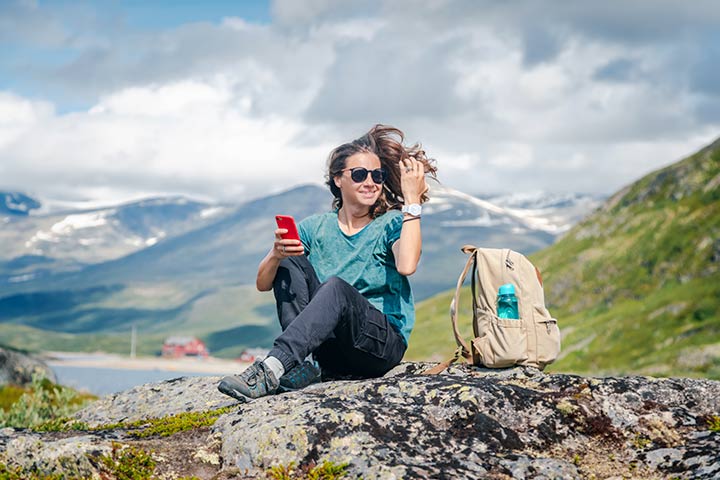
[{"xmin": 401, "ymin": 203, "xmax": 422, "ymax": 216}]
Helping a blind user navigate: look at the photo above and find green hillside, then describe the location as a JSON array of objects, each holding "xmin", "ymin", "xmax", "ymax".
[
  {"xmin": 409, "ymin": 137, "xmax": 720, "ymax": 379},
  {"xmin": 0, "ymin": 283, "xmax": 279, "ymax": 359}
]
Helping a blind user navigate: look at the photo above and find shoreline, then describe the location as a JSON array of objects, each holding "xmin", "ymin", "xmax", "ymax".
[{"xmin": 44, "ymin": 351, "xmax": 248, "ymax": 375}]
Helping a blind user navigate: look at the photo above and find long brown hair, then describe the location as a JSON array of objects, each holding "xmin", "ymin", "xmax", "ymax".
[{"xmin": 325, "ymin": 124, "xmax": 438, "ymax": 218}]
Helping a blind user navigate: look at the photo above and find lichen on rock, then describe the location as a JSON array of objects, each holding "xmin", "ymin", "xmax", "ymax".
[{"xmin": 0, "ymin": 362, "xmax": 718, "ymax": 479}]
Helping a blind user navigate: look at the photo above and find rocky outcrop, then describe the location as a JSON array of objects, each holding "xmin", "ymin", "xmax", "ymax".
[
  {"xmin": 0, "ymin": 347, "xmax": 56, "ymax": 386},
  {"xmin": 1, "ymin": 363, "xmax": 719, "ymax": 479}
]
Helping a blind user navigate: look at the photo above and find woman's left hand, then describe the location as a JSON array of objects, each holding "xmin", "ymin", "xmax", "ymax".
[{"xmin": 399, "ymin": 156, "xmax": 428, "ymax": 203}]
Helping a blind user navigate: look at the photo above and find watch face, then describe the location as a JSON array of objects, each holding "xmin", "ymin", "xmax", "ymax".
[{"xmin": 405, "ymin": 204, "xmax": 421, "ymax": 216}]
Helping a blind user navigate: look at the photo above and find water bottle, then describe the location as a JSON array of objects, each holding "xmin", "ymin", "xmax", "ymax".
[{"xmin": 497, "ymin": 283, "xmax": 519, "ymax": 319}]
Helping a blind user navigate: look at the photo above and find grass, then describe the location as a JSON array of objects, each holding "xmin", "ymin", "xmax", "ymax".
[
  {"xmin": 409, "ymin": 142, "xmax": 720, "ymax": 380},
  {"xmin": 405, "ymin": 287, "xmax": 474, "ymax": 362},
  {"xmin": 0, "ymin": 283, "xmax": 278, "ymax": 359},
  {"xmin": 551, "ymin": 276, "xmax": 720, "ymax": 378}
]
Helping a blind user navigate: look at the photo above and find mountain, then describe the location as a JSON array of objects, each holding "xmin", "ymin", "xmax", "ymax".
[
  {"xmin": 0, "ymin": 184, "xmax": 599, "ymax": 358},
  {"xmin": 483, "ymin": 191, "xmax": 604, "ymax": 234},
  {"xmin": 408, "ymin": 137, "xmax": 720, "ymax": 379},
  {"xmin": 0, "ymin": 197, "xmax": 230, "ymax": 278}
]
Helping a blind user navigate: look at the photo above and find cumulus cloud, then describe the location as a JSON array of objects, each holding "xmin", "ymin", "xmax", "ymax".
[
  {"xmin": 0, "ymin": 0, "xmax": 719, "ymax": 206},
  {"xmin": 1, "ymin": 79, "xmax": 331, "ymax": 203}
]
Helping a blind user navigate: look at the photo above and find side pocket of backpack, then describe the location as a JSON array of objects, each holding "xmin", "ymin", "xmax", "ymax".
[
  {"xmin": 472, "ymin": 309, "xmax": 528, "ymax": 368},
  {"xmin": 533, "ymin": 304, "xmax": 561, "ymax": 368}
]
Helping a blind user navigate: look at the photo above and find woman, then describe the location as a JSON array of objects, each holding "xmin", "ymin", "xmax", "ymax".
[{"xmin": 219, "ymin": 124, "xmax": 437, "ymax": 401}]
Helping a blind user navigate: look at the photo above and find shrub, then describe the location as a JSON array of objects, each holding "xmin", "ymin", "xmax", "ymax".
[{"xmin": 0, "ymin": 374, "xmax": 95, "ymax": 429}]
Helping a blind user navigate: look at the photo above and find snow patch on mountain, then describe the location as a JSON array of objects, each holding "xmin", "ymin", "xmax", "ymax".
[
  {"xmin": 485, "ymin": 191, "xmax": 604, "ymax": 234},
  {"xmin": 428, "ymin": 184, "xmax": 603, "ymax": 234},
  {"xmin": 429, "ymin": 185, "xmax": 512, "ymax": 216},
  {"xmin": 8, "ymin": 273, "xmax": 35, "ymax": 283},
  {"xmin": 200, "ymin": 206, "xmax": 227, "ymax": 218},
  {"xmin": 428, "ymin": 184, "xmax": 545, "ymax": 231},
  {"xmin": 25, "ymin": 211, "xmax": 116, "ymax": 249},
  {"xmin": 145, "ymin": 232, "xmax": 166, "ymax": 246},
  {"xmin": 51, "ymin": 211, "xmax": 114, "ymax": 234}
]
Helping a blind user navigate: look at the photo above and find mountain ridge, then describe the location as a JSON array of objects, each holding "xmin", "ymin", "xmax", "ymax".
[
  {"xmin": 0, "ymin": 183, "xmax": 600, "ymax": 358},
  {"xmin": 408, "ymin": 135, "xmax": 720, "ymax": 379}
]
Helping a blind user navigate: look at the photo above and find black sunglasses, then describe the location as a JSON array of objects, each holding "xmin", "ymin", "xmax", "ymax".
[{"xmin": 342, "ymin": 167, "xmax": 387, "ymax": 184}]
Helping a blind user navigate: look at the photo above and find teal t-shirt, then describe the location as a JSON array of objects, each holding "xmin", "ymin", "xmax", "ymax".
[{"xmin": 298, "ymin": 210, "xmax": 415, "ymax": 344}]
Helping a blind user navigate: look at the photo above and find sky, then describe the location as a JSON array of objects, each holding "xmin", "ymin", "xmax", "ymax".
[{"xmin": 1, "ymin": 0, "xmax": 719, "ymax": 208}]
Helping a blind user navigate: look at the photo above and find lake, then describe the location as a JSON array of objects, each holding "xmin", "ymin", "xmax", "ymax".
[{"xmin": 51, "ymin": 365, "xmax": 225, "ymax": 396}]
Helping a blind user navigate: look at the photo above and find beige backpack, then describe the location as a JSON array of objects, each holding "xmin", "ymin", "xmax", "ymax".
[{"xmin": 426, "ymin": 245, "xmax": 561, "ymax": 373}]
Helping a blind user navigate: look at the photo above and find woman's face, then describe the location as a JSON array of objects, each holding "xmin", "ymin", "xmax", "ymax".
[{"xmin": 334, "ymin": 151, "xmax": 383, "ymax": 210}]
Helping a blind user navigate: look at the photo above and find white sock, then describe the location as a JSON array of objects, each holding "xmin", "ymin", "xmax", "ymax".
[{"xmin": 263, "ymin": 356, "xmax": 285, "ymax": 379}]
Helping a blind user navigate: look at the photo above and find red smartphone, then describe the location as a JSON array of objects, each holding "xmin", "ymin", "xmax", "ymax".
[{"xmin": 275, "ymin": 215, "xmax": 300, "ymax": 241}]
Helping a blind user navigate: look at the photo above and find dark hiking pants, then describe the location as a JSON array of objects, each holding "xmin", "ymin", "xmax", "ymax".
[{"xmin": 267, "ymin": 255, "xmax": 407, "ymax": 378}]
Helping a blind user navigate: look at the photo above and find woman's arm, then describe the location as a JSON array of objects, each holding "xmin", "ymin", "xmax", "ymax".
[
  {"xmin": 392, "ymin": 214, "xmax": 422, "ymax": 276},
  {"xmin": 256, "ymin": 228, "xmax": 304, "ymax": 291},
  {"xmin": 392, "ymin": 157, "xmax": 428, "ymax": 276}
]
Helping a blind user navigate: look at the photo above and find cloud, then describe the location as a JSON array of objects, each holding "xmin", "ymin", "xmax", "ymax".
[
  {"xmin": 0, "ymin": 0, "xmax": 719, "ymax": 206},
  {"xmin": 0, "ymin": 92, "xmax": 54, "ymax": 148},
  {"xmin": 0, "ymin": 0, "xmax": 69, "ymax": 46},
  {"xmin": 0, "ymin": 80, "xmax": 331, "ymax": 203}
]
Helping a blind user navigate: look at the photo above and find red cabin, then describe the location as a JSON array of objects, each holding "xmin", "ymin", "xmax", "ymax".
[{"xmin": 162, "ymin": 336, "xmax": 209, "ymax": 358}]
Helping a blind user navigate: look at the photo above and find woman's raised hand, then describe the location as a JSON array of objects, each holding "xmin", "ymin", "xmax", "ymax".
[
  {"xmin": 399, "ymin": 156, "xmax": 428, "ymax": 203},
  {"xmin": 273, "ymin": 229, "xmax": 304, "ymax": 259}
]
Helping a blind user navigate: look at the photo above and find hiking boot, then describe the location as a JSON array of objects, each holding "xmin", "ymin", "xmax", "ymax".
[
  {"xmin": 278, "ymin": 360, "xmax": 322, "ymax": 393},
  {"xmin": 218, "ymin": 360, "xmax": 280, "ymax": 401}
]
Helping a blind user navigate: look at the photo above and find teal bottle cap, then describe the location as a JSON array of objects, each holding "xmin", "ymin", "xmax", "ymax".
[{"xmin": 498, "ymin": 283, "xmax": 515, "ymax": 295}]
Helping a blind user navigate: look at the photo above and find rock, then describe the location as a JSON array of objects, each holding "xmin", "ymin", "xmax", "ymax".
[
  {"xmin": 73, "ymin": 375, "xmax": 237, "ymax": 426},
  {"xmin": 0, "ymin": 363, "xmax": 718, "ymax": 479},
  {"xmin": 2, "ymin": 433, "xmax": 112, "ymax": 479},
  {"xmin": 0, "ymin": 347, "xmax": 56, "ymax": 386}
]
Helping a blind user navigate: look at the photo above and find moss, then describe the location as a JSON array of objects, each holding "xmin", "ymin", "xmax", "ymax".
[
  {"xmin": 99, "ymin": 442, "xmax": 155, "ymax": 480},
  {"xmin": 268, "ymin": 462, "xmax": 296, "ymax": 480},
  {"xmin": 32, "ymin": 417, "xmax": 90, "ymax": 432},
  {"xmin": 0, "ymin": 463, "xmax": 69, "ymax": 480},
  {"xmin": 127, "ymin": 407, "xmax": 236, "ymax": 438},
  {"xmin": 267, "ymin": 460, "xmax": 351, "ymax": 480},
  {"xmin": 707, "ymin": 415, "xmax": 720, "ymax": 433},
  {"xmin": 632, "ymin": 434, "xmax": 651, "ymax": 450},
  {"xmin": 307, "ymin": 461, "xmax": 351, "ymax": 480},
  {"xmin": 31, "ymin": 405, "xmax": 236, "ymax": 437},
  {"xmin": 84, "ymin": 406, "xmax": 237, "ymax": 438}
]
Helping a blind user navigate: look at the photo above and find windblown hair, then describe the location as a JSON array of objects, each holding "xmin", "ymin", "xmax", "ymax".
[{"xmin": 325, "ymin": 124, "xmax": 438, "ymax": 218}]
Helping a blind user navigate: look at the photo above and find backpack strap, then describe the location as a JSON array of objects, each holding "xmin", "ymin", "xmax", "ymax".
[
  {"xmin": 450, "ymin": 244, "xmax": 478, "ymax": 360},
  {"xmin": 421, "ymin": 346, "xmax": 464, "ymax": 375}
]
